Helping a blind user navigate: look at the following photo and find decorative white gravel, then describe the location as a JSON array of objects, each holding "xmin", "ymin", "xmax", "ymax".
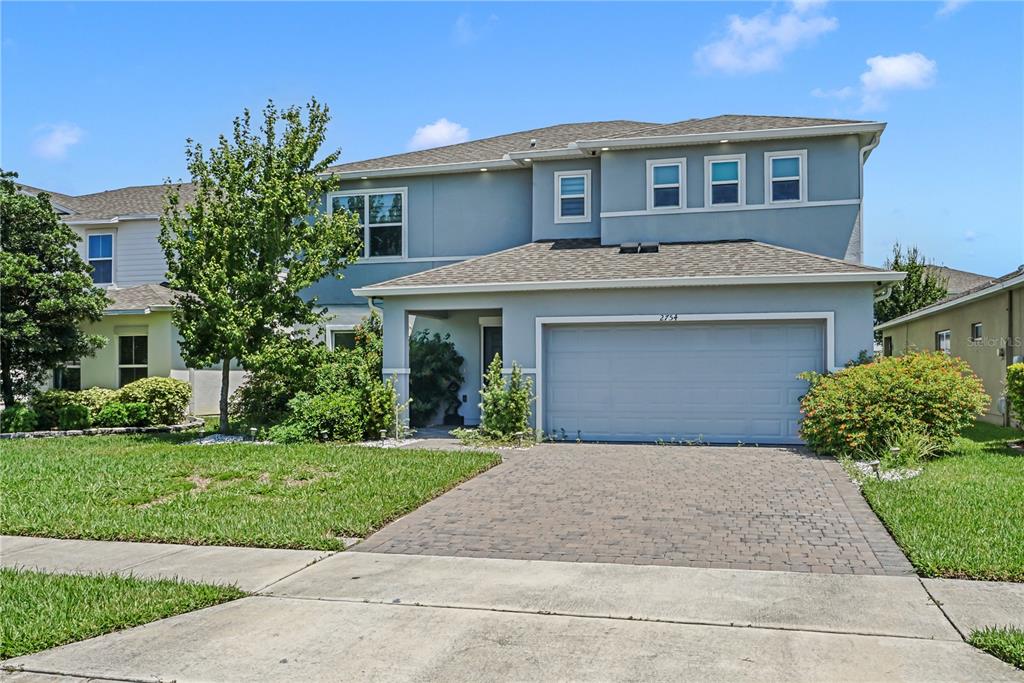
[
  {"xmin": 852, "ymin": 460, "xmax": 922, "ymax": 482},
  {"xmin": 185, "ymin": 434, "xmax": 272, "ymax": 446},
  {"xmin": 354, "ymin": 438, "xmax": 421, "ymax": 449}
]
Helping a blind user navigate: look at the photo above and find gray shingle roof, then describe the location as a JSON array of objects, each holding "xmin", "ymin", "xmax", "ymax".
[
  {"xmin": 926, "ymin": 265, "xmax": 993, "ymax": 296},
  {"xmin": 326, "ymin": 120, "xmax": 656, "ymax": 173},
  {"xmin": 17, "ymin": 181, "xmax": 194, "ymax": 222},
  {"xmin": 360, "ymin": 239, "xmax": 889, "ymax": 292},
  {"xmin": 603, "ymin": 115, "xmax": 869, "ymax": 140},
  {"xmin": 877, "ymin": 265, "xmax": 1024, "ymax": 329},
  {"xmin": 105, "ymin": 284, "xmax": 177, "ymax": 312}
]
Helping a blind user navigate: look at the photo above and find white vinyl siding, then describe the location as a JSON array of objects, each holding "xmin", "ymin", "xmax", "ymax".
[{"xmin": 113, "ymin": 222, "xmax": 168, "ymax": 286}]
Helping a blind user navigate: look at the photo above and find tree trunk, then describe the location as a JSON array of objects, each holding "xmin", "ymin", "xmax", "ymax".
[
  {"xmin": 219, "ymin": 357, "xmax": 231, "ymax": 434},
  {"xmin": 0, "ymin": 355, "xmax": 15, "ymax": 408}
]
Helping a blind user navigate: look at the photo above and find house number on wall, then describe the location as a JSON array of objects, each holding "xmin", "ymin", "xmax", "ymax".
[{"xmin": 659, "ymin": 314, "xmax": 679, "ymax": 321}]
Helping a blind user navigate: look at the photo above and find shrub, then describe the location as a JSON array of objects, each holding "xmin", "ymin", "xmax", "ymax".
[
  {"xmin": 118, "ymin": 377, "xmax": 190, "ymax": 425},
  {"xmin": 231, "ymin": 335, "xmax": 330, "ymax": 426},
  {"xmin": 1007, "ymin": 362, "xmax": 1024, "ymax": 426},
  {"xmin": 878, "ymin": 429, "xmax": 937, "ymax": 470},
  {"xmin": 845, "ymin": 349, "xmax": 876, "ymax": 368},
  {"xmin": 799, "ymin": 351, "xmax": 989, "ymax": 457},
  {"xmin": 77, "ymin": 387, "xmax": 118, "ymax": 417},
  {"xmin": 30, "ymin": 390, "xmax": 82, "ymax": 429},
  {"xmin": 94, "ymin": 402, "xmax": 130, "ymax": 428},
  {"xmin": 57, "ymin": 404, "xmax": 92, "ymax": 430},
  {"xmin": 1, "ymin": 405, "xmax": 37, "ymax": 433},
  {"xmin": 409, "ymin": 330, "xmax": 465, "ymax": 427},
  {"xmin": 479, "ymin": 354, "xmax": 533, "ymax": 441},
  {"xmin": 122, "ymin": 402, "xmax": 151, "ymax": 427},
  {"xmin": 271, "ymin": 391, "xmax": 365, "ymax": 443}
]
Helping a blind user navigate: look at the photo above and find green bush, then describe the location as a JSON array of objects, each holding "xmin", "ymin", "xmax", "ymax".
[
  {"xmin": 479, "ymin": 354, "xmax": 533, "ymax": 441},
  {"xmin": 117, "ymin": 377, "xmax": 190, "ymax": 425},
  {"xmin": 409, "ymin": 330, "xmax": 464, "ymax": 427},
  {"xmin": 122, "ymin": 402, "xmax": 151, "ymax": 427},
  {"xmin": 799, "ymin": 351, "xmax": 989, "ymax": 457},
  {"xmin": 77, "ymin": 387, "xmax": 118, "ymax": 417},
  {"xmin": 231, "ymin": 335, "xmax": 330, "ymax": 426},
  {"xmin": 1007, "ymin": 362, "xmax": 1024, "ymax": 426},
  {"xmin": 271, "ymin": 391, "xmax": 364, "ymax": 443},
  {"xmin": 94, "ymin": 402, "xmax": 130, "ymax": 428},
  {"xmin": 1, "ymin": 405, "xmax": 37, "ymax": 433},
  {"xmin": 57, "ymin": 404, "xmax": 92, "ymax": 430},
  {"xmin": 878, "ymin": 429, "xmax": 937, "ymax": 470},
  {"xmin": 30, "ymin": 390, "xmax": 82, "ymax": 429}
]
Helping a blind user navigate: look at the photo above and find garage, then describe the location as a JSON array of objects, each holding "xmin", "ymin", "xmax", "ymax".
[{"xmin": 542, "ymin": 320, "xmax": 825, "ymax": 444}]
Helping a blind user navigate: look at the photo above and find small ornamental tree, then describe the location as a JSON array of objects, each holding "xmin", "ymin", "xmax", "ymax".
[
  {"xmin": 874, "ymin": 243, "xmax": 949, "ymax": 331},
  {"xmin": 479, "ymin": 354, "xmax": 533, "ymax": 441},
  {"xmin": 0, "ymin": 170, "xmax": 108, "ymax": 406},
  {"xmin": 160, "ymin": 99, "xmax": 362, "ymax": 433}
]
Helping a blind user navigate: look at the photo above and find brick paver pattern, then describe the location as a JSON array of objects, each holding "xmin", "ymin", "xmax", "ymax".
[{"xmin": 356, "ymin": 443, "xmax": 914, "ymax": 576}]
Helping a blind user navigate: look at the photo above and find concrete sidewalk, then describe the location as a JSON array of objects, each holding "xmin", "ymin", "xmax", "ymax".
[
  {"xmin": 4, "ymin": 550, "xmax": 1022, "ymax": 682},
  {"xmin": 1, "ymin": 535, "xmax": 335, "ymax": 592}
]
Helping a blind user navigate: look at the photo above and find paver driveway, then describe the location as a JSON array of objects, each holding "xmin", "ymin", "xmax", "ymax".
[{"xmin": 356, "ymin": 443, "xmax": 914, "ymax": 575}]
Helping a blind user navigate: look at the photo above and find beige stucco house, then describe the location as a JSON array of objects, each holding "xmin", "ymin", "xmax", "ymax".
[{"xmin": 876, "ymin": 266, "xmax": 1024, "ymax": 426}]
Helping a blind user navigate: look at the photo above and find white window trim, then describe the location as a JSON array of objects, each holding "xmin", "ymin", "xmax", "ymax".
[
  {"xmin": 117, "ymin": 335, "xmax": 148, "ymax": 386},
  {"xmin": 970, "ymin": 322, "xmax": 983, "ymax": 341},
  {"xmin": 87, "ymin": 232, "xmax": 115, "ymax": 286},
  {"xmin": 326, "ymin": 324, "xmax": 357, "ymax": 351},
  {"xmin": 704, "ymin": 154, "xmax": 746, "ymax": 207},
  {"xmin": 327, "ymin": 187, "xmax": 408, "ymax": 262},
  {"xmin": 936, "ymin": 329, "xmax": 952, "ymax": 354},
  {"xmin": 646, "ymin": 158, "xmax": 686, "ymax": 211},
  {"xmin": 553, "ymin": 170, "xmax": 591, "ymax": 224},
  {"xmin": 764, "ymin": 149, "xmax": 807, "ymax": 205}
]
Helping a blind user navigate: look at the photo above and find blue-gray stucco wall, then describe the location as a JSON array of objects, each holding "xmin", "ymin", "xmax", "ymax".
[{"xmin": 531, "ymin": 157, "xmax": 602, "ymax": 240}]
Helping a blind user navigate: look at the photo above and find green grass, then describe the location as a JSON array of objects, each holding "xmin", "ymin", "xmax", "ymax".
[
  {"xmin": 0, "ymin": 434, "xmax": 499, "ymax": 550},
  {"xmin": 970, "ymin": 627, "xmax": 1024, "ymax": 670},
  {"xmin": 0, "ymin": 568, "xmax": 244, "ymax": 659},
  {"xmin": 860, "ymin": 421, "xmax": 1024, "ymax": 581}
]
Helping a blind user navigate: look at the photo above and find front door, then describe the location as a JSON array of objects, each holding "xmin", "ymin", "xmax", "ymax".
[{"xmin": 481, "ymin": 326, "xmax": 502, "ymax": 376}]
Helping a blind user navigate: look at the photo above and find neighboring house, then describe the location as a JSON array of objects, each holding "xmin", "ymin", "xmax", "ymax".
[
  {"xmin": 926, "ymin": 265, "xmax": 994, "ymax": 296},
  {"xmin": 16, "ymin": 183, "xmax": 246, "ymax": 415},
  {"xmin": 338, "ymin": 115, "xmax": 904, "ymax": 443},
  {"xmin": 876, "ymin": 266, "xmax": 1024, "ymax": 426},
  {"xmin": 24, "ymin": 114, "xmax": 906, "ymax": 442}
]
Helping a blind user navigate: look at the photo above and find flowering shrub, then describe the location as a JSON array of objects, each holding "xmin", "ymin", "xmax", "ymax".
[
  {"xmin": 1007, "ymin": 363, "xmax": 1024, "ymax": 425},
  {"xmin": 799, "ymin": 351, "xmax": 989, "ymax": 457}
]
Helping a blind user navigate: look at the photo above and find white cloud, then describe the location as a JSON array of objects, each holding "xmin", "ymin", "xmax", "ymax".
[
  {"xmin": 31, "ymin": 123, "xmax": 83, "ymax": 160},
  {"xmin": 694, "ymin": 2, "xmax": 838, "ymax": 74},
  {"xmin": 811, "ymin": 85, "xmax": 855, "ymax": 100},
  {"xmin": 452, "ymin": 13, "xmax": 497, "ymax": 45},
  {"xmin": 860, "ymin": 52, "xmax": 937, "ymax": 110},
  {"xmin": 408, "ymin": 118, "xmax": 469, "ymax": 151},
  {"xmin": 936, "ymin": 0, "xmax": 968, "ymax": 17}
]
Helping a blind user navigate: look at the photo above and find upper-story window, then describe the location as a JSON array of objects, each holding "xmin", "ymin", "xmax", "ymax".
[
  {"xmin": 646, "ymin": 158, "xmax": 685, "ymax": 210},
  {"xmin": 765, "ymin": 150, "xmax": 806, "ymax": 204},
  {"xmin": 330, "ymin": 188, "xmax": 407, "ymax": 260},
  {"xmin": 554, "ymin": 170, "xmax": 591, "ymax": 223},
  {"xmin": 705, "ymin": 155, "xmax": 745, "ymax": 206},
  {"xmin": 88, "ymin": 233, "xmax": 113, "ymax": 285}
]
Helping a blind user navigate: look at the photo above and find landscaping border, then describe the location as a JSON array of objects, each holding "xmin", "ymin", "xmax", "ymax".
[{"xmin": 0, "ymin": 417, "xmax": 205, "ymax": 440}]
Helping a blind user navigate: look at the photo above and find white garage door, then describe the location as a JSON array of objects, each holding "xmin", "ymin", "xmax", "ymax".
[{"xmin": 543, "ymin": 321, "xmax": 824, "ymax": 444}]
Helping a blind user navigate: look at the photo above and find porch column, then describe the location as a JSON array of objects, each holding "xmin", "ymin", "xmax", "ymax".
[{"xmin": 379, "ymin": 299, "xmax": 411, "ymax": 426}]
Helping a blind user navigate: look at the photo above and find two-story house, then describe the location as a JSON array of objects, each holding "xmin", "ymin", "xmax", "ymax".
[
  {"xmin": 25, "ymin": 114, "xmax": 904, "ymax": 441},
  {"xmin": 332, "ymin": 115, "xmax": 904, "ymax": 443}
]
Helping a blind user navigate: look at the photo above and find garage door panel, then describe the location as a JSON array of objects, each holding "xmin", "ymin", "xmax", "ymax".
[{"xmin": 543, "ymin": 321, "xmax": 823, "ymax": 444}]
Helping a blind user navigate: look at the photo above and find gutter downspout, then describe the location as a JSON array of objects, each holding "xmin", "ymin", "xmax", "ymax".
[{"xmin": 856, "ymin": 132, "xmax": 883, "ymax": 264}]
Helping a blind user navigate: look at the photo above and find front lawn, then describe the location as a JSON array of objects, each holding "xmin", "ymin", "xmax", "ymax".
[
  {"xmin": 0, "ymin": 435, "xmax": 498, "ymax": 550},
  {"xmin": 0, "ymin": 568, "xmax": 244, "ymax": 659},
  {"xmin": 970, "ymin": 627, "xmax": 1024, "ymax": 670},
  {"xmin": 860, "ymin": 421, "xmax": 1024, "ymax": 581}
]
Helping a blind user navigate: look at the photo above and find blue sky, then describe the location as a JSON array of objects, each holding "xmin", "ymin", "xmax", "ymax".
[{"xmin": 2, "ymin": 1, "xmax": 1021, "ymax": 274}]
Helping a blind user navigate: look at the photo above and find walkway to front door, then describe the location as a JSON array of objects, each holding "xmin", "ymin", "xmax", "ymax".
[{"xmin": 355, "ymin": 443, "xmax": 914, "ymax": 576}]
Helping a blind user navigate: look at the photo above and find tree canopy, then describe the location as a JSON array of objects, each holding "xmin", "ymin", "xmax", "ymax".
[
  {"xmin": 159, "ymin": 99, "xmax": 361, "ymax": 432},
  {"xmin": 874, "ymin": 242, "xmax": 949, "ymax": 328},
  {"xmin": 0, "ymin": 170, "xmax": 108, "ymax": 406}
]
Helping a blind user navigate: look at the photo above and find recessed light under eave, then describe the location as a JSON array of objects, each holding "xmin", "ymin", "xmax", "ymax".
[
  {"xmin": 719, "ymin": 139, "xmax": 729, "ymax": 143},
  {"xmin": 480, "ymin": 168, "xmax": 488, "ymax": 172}
]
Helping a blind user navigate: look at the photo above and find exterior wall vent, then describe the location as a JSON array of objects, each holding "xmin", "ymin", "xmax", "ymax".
[
  {"xmin": 639, "ymin": 242, "xmax": 660, "ymax": 253},
  {"xmin": 619, "ymin": 242, "xmax": 639, "ymax": 254}
]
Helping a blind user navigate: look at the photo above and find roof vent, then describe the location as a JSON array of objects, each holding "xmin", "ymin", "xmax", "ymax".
[
  {"xmin": 529, "ymin": 138, "xmax": 537, "ymax": 148},
  {"xmin": 619, "ymin": 242, "xmax": 639, "ymax": 254},
  {"xmin": 639, "ymin": 242, "xmax": 660, "ymax": 253}
]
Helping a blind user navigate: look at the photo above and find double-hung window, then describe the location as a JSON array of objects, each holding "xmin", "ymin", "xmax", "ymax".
[
  {"xmin": 330, "ymin": 188, "xmax": 406, "ymax": 259},
  {"xmin": 765, "ymin": 150, "xmax": 806, "ymax": 203},
  {"xmin": 88, "ymin": 234, "xmax": 113, "ymax": 285},
  {"xmin": 328, "ymin": 327, "xmax": 357, "ymax": 351},
  {"xmin": 554, "ymin": 170, "xmax": 590, "ymax": 223},
  {"xmin": 118, "ymin": 335, "xmax": 148, "ymax": 387},
  {"xmin": 935, "ymin": 330, "xmax": 951, "ymax": 355},
  {"xmin": 970, "ymin": 322, "xmax": 983, "ymax": 341},
  {"xmin": 705, "ymin": 155, "xmax": 745, "ymax": 206},
  {"xmin": 53, "ymin": 361, "xmax": 81, "ymax": 391},
  {"xmin": 647, "ymin": 159, "xmax": 685, "ymax": 210}
]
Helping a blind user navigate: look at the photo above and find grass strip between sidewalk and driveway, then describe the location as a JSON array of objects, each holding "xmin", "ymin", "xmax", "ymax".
[
  {"xmin": 0, "ymin": 434, "xmax": 499, "ymax": 551},
  {"xmin": 859, "ymin": 422, "xmax": 1024, "ymax": 582},
  {"xmin": 969, "ymin": 627, "xmax": 1024, "ymax": 670},
  {"xmin": 0, "ymin": 568, "xmax": 244, "ymax": 660}
]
